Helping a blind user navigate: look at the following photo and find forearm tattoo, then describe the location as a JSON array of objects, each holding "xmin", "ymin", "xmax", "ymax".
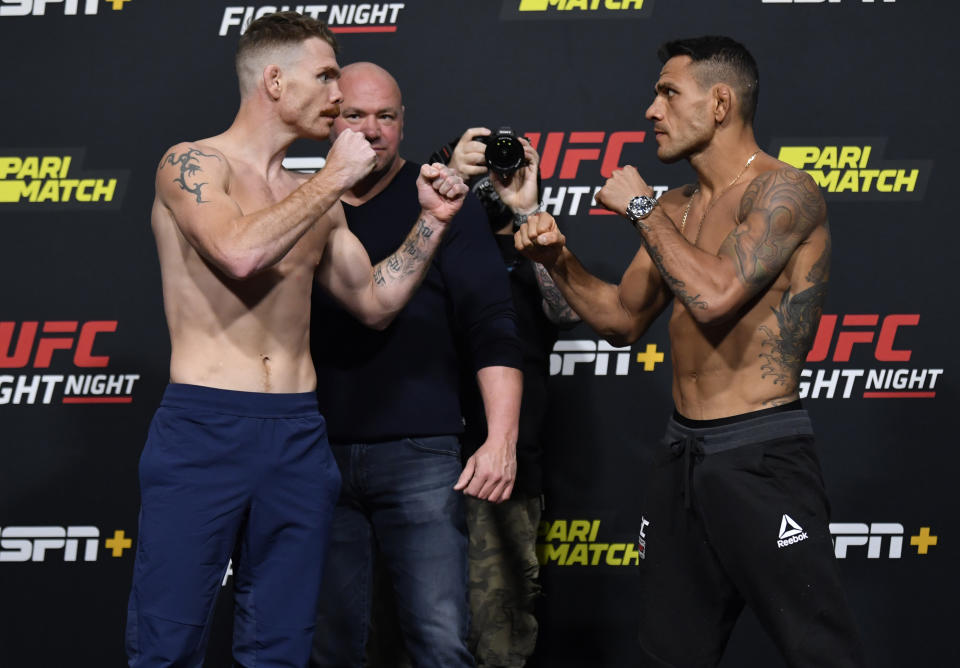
[
  {"xmin": 374, "ymin": 218, "xmax": 435, "ymax": 287},
  {"xmin": 160, "ymin": 148, "xmax": 221, "ymax": 204},
  {"xmin": 642, "ymin": 237, "xmax": 708, "ymax": 311},
  {"xmin": 758, "ymin": 237, "xmax": 830, "ymax": 391},
  {"xmin": 534, "ymin": 262, "xmax": 579, "ymax": 323}
]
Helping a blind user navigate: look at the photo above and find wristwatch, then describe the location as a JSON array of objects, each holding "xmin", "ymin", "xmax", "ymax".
[{"xmin": 625, "ymin": 195, "xmax": 658, "ymax": 223}]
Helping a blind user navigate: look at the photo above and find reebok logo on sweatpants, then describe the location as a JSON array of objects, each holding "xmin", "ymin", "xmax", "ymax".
[{"xmin": 777, "ymin": 514, "xmax": 809, "ymax": 548}]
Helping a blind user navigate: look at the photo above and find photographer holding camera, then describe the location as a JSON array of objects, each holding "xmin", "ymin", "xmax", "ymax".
[
  {"xmin": 309, "ymin": 63, "xmax": 523, "ymax": 668},
  {"xmin": 442, "ymin": 127, "xmax": 579, "ymax": 667}
]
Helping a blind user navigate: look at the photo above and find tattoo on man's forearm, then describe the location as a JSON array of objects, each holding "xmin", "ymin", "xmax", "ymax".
[
  {"xmin": 160, "ymin": 148, "xmax": 221, "ymax": 204},
  {"xmin": 644, "ymin": 239, "xmax": 707, "ymax": 311},
  {"xmin": 534, "ymin": 262, "xmax": 578, "ymax": 323},
  {"xmin": 375, "ymin": 218, "xmax": 436, "ymax": 287}
]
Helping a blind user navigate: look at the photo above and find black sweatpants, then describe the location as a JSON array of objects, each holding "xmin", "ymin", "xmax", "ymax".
[{"xmin": 636, "ymin": 404, "xmax": 865, "ymax": 668}]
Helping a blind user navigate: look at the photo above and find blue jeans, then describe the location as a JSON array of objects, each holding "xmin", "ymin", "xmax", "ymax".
[{"xmin": 310, "ymin": 436, "xmax": 474, "ymax": 668}]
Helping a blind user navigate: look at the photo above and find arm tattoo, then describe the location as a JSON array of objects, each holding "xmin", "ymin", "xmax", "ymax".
[
  {"xmin": 375, "ymin": 218, "xmax": 435, "ymax": 287},
  {"xmin": 758, "ymin": 240, "xmax": 830, "ymax": 391},
  {"xmin": 160, "ymin": 148, "xmax": 221, "ymax": 204},
  {"xmin": 642, "ymin": 238, "xmax": 708, "ymax": 311},
  {"xmin": 724, "ymin": 168, "xmax": 826, "ymax": 287},
  {"xmin": 533, "ymin": 262, "xmax": 579, "ymax": 324}
]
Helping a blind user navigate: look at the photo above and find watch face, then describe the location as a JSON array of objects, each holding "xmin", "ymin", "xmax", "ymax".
[{"xmin": 629, "ymin": 196, "xmax": 654, "ymax": 220}]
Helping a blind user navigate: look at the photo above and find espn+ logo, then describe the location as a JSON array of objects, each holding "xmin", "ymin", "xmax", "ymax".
[{"xmin": 0, "ymin": 1, "xmax": 132, "ymax": 17}]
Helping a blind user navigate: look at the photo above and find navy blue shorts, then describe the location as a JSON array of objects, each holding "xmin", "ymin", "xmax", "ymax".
[{"xmin": 125, "ymin": 383, "xmax": 341, "ymax": 668}]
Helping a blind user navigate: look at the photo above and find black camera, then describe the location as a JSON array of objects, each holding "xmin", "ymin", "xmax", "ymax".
[{"xmin": 476, "ymin": 127, "xmax": 526, "ymax": 177}]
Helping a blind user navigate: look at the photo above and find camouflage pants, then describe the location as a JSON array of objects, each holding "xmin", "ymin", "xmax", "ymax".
[{"xmin": 466, "ymin": 495, "xmax": 543, "ymax": 668}]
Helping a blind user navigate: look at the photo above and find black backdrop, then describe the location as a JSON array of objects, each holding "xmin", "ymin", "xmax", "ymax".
[{"xmin": 1, "ymin": 1, "xmax": 955, "ymax": 666}]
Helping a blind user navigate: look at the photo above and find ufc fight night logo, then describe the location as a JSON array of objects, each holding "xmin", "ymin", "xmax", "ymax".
[
  {"xmin": 0, "ymin": 320, "xmax": 141, "ymax": 405},
  {"xmin": 799, "ymin": 314, "xmax": 943, "ymax": 400}
]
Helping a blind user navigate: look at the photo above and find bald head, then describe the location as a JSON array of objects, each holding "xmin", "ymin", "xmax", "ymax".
[
  {"xmin": 339, "ymin": 62, "xmax": 403, "ymax": 106},
  {"xmin": 333, "ymin": 61, "xmax": 405, "ymax": 173}
]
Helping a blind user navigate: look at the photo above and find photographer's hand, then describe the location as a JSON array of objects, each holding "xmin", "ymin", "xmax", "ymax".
[
  {"xmin": 491, "ymin": 137, "xmax": 539, "ymax": 214},
  {"xmin": 449, "ymin": 127, "xmax": 491, "ymax": 178}
]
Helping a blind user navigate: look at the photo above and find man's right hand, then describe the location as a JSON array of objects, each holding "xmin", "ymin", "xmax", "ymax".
[
  {"xmin": 322, "ymin": 129, "xmax": 377, "ymax": 191},
  {"xmin": 448, "ymin": 127, "xmax": 491, "ymax": 178},
  {"xmin": 515, "ymin": 212, "xmax": 565, "ymax": 267}
]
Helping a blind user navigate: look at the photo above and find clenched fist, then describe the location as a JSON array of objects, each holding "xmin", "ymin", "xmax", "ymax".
[
  {"xmin": 417, "ymin": 163, "xmax": 468, "ymax": 223},
  {"xmin": 323, "ymin": 129, "xmax": 377, "ymax": 191},
  {"xmin": 595, "ymin": 165, "xmax": 655, "ymax": 218},
  {"xmin": 514, "ymin": 212, "xmax": 565, "ymax": 267}
]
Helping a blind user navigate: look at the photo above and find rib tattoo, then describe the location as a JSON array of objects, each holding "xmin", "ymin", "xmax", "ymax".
[{"xmin": 758, "ymin": 236, "xmax": 830, "ymax": 390}]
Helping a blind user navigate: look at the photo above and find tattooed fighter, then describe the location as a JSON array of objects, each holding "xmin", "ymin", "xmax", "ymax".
[
  {"xmin": 515, "ymin": 36, "xmax": 865, "ymax": 667},
  {"xmin": 125, "ymin": 12, "xmax": 467, "ymax": 668}
]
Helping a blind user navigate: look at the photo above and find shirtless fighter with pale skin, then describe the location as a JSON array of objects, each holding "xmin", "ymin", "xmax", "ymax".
[
  {"xmin": 515, "ymin": 36, "xmax": 864, "ymax": 668},
  {"xmin": 125, "ymin": 13, "xmax": 467, "ymax": 668}
]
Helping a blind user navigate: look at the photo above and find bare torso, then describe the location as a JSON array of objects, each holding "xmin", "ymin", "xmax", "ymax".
[
  {"xmin": 152, "ymin": 140, "xmax": 324, "ymax": 393},
  {"xmin": 657, "ymin": 166, "xmax": 830, "ymax": 419}
]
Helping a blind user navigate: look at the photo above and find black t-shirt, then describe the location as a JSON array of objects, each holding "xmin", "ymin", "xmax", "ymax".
[
  {"xmin": 460, "ymin": 233, "xmax": 560, "ymax": 497},
  {"xmin": 311, "ymin": 161, "xmax": 521, "ymax": 443}
]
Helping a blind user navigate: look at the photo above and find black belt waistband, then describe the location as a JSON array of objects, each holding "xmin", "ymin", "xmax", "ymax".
[
  {"xmin": 664, "ymin": 407, "xmax": 814, "ymax": 456},
  {"xmin": 664, "ymin": 407, "xmax": 814, "ymax": 510}
]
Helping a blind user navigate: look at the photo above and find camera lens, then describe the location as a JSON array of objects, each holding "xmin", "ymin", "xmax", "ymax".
[{"xmin": 484, "ymin": 128, "xmax": 525, "ymax": 176}]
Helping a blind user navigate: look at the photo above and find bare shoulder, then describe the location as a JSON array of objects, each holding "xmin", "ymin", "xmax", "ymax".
[
  {"xmin": 657, "ymin": 182, "xmax": 697, "ymax": 222},
  {"xmin": 658, "ymin": 182, "xmax": 697, "ymax": 207},
  {"xmin": 155, "ymin": 141, "xmax": 230, "ymax": 205},
  {"xmin": 737, "ymin": 164, "xmax": 826, "ymax": 236}
]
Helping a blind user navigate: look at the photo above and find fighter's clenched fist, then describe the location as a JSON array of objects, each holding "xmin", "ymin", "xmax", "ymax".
[
  {"xmin": 417, "ymin": 162, "xmax": 469, "ymax": 223},
  {"xmin": 514, "ymin": 212, "xmax": 565, "ymax": 267},
  {"xmin": 322, "ymin": 128, "xmax": 378, "ymax": 191},
  {"xmin": 595, "ymin": 165, "xmax": 655, "ymax": 219}
]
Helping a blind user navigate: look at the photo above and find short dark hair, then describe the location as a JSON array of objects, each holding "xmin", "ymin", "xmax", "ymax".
[
  {"xmin": 658, "ymin": 36, "xmax": 759, "ymax": 124},
  {"xmin": 235, "ymin": 11, "xmax": 339, "ymax": 95}
]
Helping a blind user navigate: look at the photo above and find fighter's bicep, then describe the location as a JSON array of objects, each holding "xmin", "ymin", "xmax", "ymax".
[
  {"xmin": 155, "ymin": 144, "xmax": 241, "ymax": 252},
  {"xmin": 316, "ymin": 217, "xmax": 376, "ymax": 305},
  {"xmin": 718, "ymin": 168, "xmax": 826, "ymax": 290}
]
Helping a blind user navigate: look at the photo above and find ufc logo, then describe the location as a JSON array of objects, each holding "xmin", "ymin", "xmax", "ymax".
[
  {"xmin": 524, "ymin": 131, "xmax": 646, "ymax": 180},
  {"xmin": 0, "ymin": 321, "xmax": 117, "ymax": 368},
  {"xmin": 807, "ymin": 314, "xmax": 918, "ymax": 363}
]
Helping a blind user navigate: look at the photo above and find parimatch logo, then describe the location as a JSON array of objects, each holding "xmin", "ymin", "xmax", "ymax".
[
  {"xmin": 0, "ymin": 149, "xmax": 128, "ymax": 210},
  {"xmin": 537, "ymin": 518, "xmax": 641, "ymax": 567},
  {"xmin": 772, "ymin": 138, "xmax": 931, "ymax": 201},
  {"xmin": 502, "ymin": 0, "xmax": 654, "ymax": 20}
]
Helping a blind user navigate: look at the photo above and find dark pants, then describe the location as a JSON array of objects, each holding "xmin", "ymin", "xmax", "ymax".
[
  {"xmin": 126, "ymin": 383, "xmax": 341, "ymax": 668},
  {"xmin": 637, "ymin": 406, "xmax": 866, "ymax": 668},
  {"xmin": 311, "ymin": 436, "xmax": 474, "ymax": 668}
]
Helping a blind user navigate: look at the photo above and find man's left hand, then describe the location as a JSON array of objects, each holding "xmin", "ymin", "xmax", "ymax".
[
  {"xmin": 596, "ymin": 165, "xmax": 655, "ymax": 218},
  {"xmin": 491, "ymin": 137, "xmax": 540, "ymax": 213},
  {"xmin": 417, "ymin": 162, "xmax": 468, "ymax": 223},
  {"xmin": 454, "ymin": 440, "xmax": 516, "ymax": 503}
]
